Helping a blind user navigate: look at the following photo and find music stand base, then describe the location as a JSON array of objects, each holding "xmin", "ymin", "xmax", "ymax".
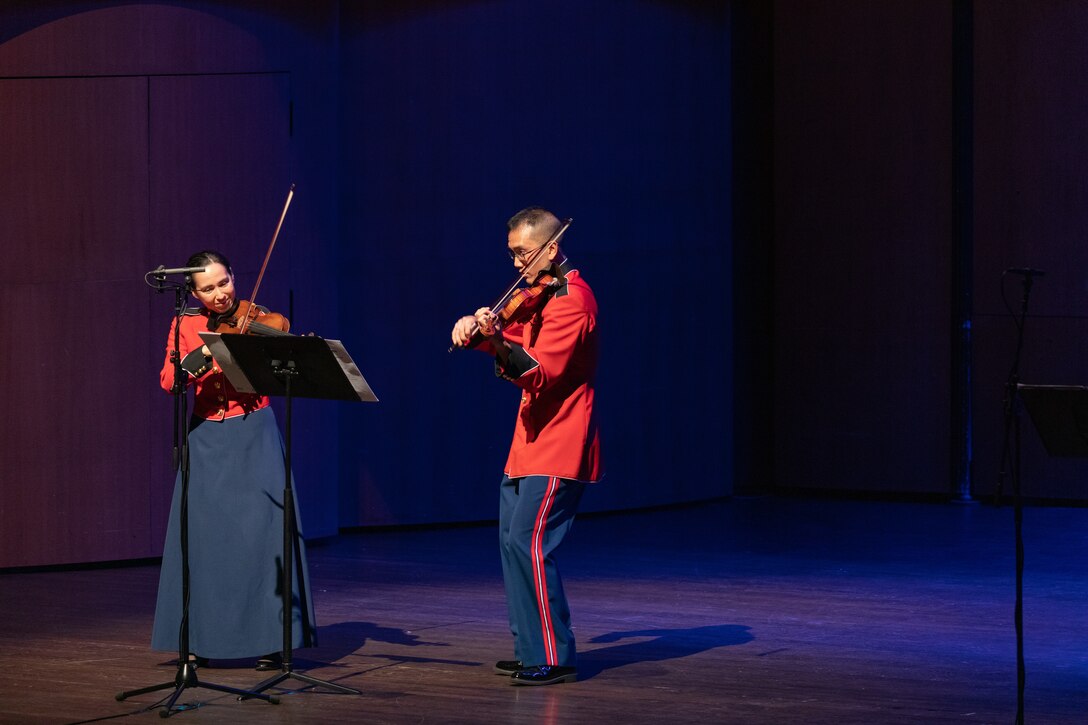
[
  {"xmin": 117, "ymin": 663, "xmax": 280, "ymax": 716},
  {"xmin": 244, "ymin": 664, "xmax": 361, "ymax": 698}
]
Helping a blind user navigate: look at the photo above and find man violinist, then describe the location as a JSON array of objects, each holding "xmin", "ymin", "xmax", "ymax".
[{"xmin": 450, "ymin": 207, "xmax": 602, "ymax": 686}]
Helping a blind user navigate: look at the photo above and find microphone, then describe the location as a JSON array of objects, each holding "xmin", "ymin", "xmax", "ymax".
[
  {"xmin": 1006, "ymin": 267, "xmax": 1046, "ymax": 276},
  {"xmin": 148, "ymin": 265, "xmax": 207, "ymax": 276}
]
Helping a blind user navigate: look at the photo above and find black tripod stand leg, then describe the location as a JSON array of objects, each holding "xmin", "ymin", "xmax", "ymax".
[
  {"xmin": 283, "ymin": 671, "xmax": 361, "ymax": 695},
  {"xmin": 116, "ymin": 680, "xmax": 176, "ymax": 701},
  {"xmin": 195, "ymin": 679, "xmax": 280, "ymax": 703},
  {"xmin": 118, "ymin": 663, "xmax": 279, "ymax": 713},
  {"xmin": 116, "ymin": 662, "xmax": 197, "ymax": 700},
  {"xmin": 243, "ymin": 668, "xmax": 361, "ymax": 699}
]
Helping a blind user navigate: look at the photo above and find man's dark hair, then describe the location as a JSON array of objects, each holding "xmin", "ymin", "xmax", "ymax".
[
  {"xmin": 507, "ymin": 207, "xmax": 561, "ymax": 244},
  {"xmin": 508, "ymin": 207, "xmax": 553, "ymax": 231}
]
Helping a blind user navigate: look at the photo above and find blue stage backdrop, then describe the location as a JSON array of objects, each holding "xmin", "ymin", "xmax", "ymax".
[{"xmin": 335, "ymin": 1, "xmax": 734, "ymax": 526}]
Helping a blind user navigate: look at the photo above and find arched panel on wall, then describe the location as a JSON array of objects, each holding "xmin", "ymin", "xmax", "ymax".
[{"xmin": 0, "ymin": 1, "xmax": 341, "ymax": 567}]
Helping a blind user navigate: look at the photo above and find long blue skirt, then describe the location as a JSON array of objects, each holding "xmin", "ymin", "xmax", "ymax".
[{"xmin": 151, "ymin": 406, "xmax": 317, "ymax": 659}]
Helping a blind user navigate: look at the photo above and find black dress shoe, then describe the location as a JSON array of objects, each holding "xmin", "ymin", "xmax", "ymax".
[
  {"xmin": 494, "ymin": 659, "xmax": 523, "ymax": 675},
  {"xmin": 255, "ymin": 653, "xmax": 282, "ymax": 671},
  {"xmin": 510, "ymin": 665, "xmax": 577, "ymax": 686}
]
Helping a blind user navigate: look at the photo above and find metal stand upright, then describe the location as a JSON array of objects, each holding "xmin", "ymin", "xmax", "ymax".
[
  {"xmin": 247, "ymin": 360, "xmax": 360, "ymax": 697},
  {"xmin": 995, "ymin": 267, "xmax": 1042, "ymax": 725}
]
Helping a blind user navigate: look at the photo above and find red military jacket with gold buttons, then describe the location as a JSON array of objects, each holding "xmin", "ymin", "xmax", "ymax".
[
  {"xmin": 159, "ymin": 308, "xmax": 269, "ymax": 421},
  {"xmin": 477, "ymin": 263, "xmax": 603, "ymax": 483}
]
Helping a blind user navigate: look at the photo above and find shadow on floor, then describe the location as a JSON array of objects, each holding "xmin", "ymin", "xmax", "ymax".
[{"xmin": 578, "ymin": 623, "xmax": 753, "ymax": 679}]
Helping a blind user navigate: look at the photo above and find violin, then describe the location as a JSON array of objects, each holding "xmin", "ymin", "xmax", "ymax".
[
  {"xmin": 449, "ymin": 274, "xmax": 560, "ymax": 353},
  {"xmin": 208, "ymin": 299, "xmax": 291, "ymax": 337},
  {"xmin": 449, "ymin": 218, "xmax": 572, "ymax": 352},
  {"xmin": 492, "ymin": 272, "xmax": 559, "ymax": 326}
]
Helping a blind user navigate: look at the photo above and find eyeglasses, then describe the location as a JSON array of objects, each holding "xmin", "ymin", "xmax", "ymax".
[{"xmin": 507, "ymin": 242, "xmax": 552, "ymax": 262}]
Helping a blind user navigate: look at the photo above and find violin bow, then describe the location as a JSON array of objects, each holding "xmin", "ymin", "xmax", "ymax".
[
  {"xmin": 240, "ymin": 184, "xmax": 295, "ymax": 334},
  {"xmin": 490, "ymin": 217, "xmax": 573, "ymax": 311},
  {"xmin": 451, "ymin": 217, "xmax": 573, "ymax": 352}
]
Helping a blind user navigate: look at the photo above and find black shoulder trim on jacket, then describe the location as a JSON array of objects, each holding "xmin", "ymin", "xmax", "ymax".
[{"xmin": 553, "ymin": 259, "xmax": 574, "ymax": 298}]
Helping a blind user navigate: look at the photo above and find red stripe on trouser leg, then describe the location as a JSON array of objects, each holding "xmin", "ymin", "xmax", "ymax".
[{"xmin": 531, "ymin": 476, "xmax": 561, "ymax": 666}]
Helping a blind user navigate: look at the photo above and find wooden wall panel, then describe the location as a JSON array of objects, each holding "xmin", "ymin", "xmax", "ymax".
[
  {"xmin": 1, "ymin": 77, "xmax": 149, "ymax": 282},
  {"xmin": 0, "ymin": 77, "xmax": 152, "ymax": 567},
  {"xmin": 147, "ymin": 74, "xmax": 293, "ymax": 274},
  {"xmin": 146, "ymin": 72, "xmax": 338, "ymax": 543},
  {"xmin": 772, "ymin": 1, "xmax": 954, "ymax": 493},
  {"xmin": 974, "ymin": 1, "xmax": 1088, "ymax": 319},
  {"xmin": 0, "ymin": 2, "xmax": 341, "ymax": 567},
  {"xmin": 972, "ymin": 1, "xmax": 1088, "ymax": 500}
]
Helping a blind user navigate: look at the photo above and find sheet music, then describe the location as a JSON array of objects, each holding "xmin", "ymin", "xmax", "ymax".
[
  {"xmin": 325, "ymin": 338, "xmax": 379, "ymax": 402},
  {"xmin": 198, "ymin": 331, "xmax": 378, "ymax": 402},
  {"xmin": 198, "ymin": 332, "xmax": 257, "ymax": 394}
]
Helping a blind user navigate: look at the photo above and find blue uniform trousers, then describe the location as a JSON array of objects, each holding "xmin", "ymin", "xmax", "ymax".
[{"xmin": 499, "ymin": 474, "xmax": 585, "ymax": 668}]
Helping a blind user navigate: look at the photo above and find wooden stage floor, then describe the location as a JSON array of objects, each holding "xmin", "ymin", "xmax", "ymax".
[{"xmin": 1, "ymin": 496, "xmax": 1086, "ymax": 724}]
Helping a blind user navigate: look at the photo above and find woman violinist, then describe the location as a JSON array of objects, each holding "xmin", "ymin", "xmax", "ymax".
[{"xmin": 150, "ymin": 249, "xmax": 316, "ymax": 670}]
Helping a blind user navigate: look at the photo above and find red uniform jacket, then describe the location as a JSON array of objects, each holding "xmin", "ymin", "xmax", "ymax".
[
  {"xmin": 480, "ymin": 265, "xmax": 602, "ymax": 482},
  {"xmin": 159, "ymin": 308, "xmax": 269, "ymax": 421}
]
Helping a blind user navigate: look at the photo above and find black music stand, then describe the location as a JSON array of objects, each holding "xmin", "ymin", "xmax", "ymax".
[
  {"xmin": 200, "ymin": 331, "xmax": 378, "ymax": 697},
  {"xmin": 1019, "ymin": 385, "xmax": 1088, "ymax": 458}
]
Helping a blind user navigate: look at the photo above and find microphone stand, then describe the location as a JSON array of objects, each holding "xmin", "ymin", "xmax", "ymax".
[
  {"xmin": 117, "ymin": 275, "xmax": 277, "ymax": 715},
  {"xmin": 994, "ymin": 269, "xmax": 1038, "ymax": 725}
]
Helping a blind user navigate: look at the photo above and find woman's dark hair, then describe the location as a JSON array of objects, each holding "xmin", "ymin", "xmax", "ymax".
[{"xmin": 185, "ymin": 250, "xmax": 232, "ymax": 290}]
